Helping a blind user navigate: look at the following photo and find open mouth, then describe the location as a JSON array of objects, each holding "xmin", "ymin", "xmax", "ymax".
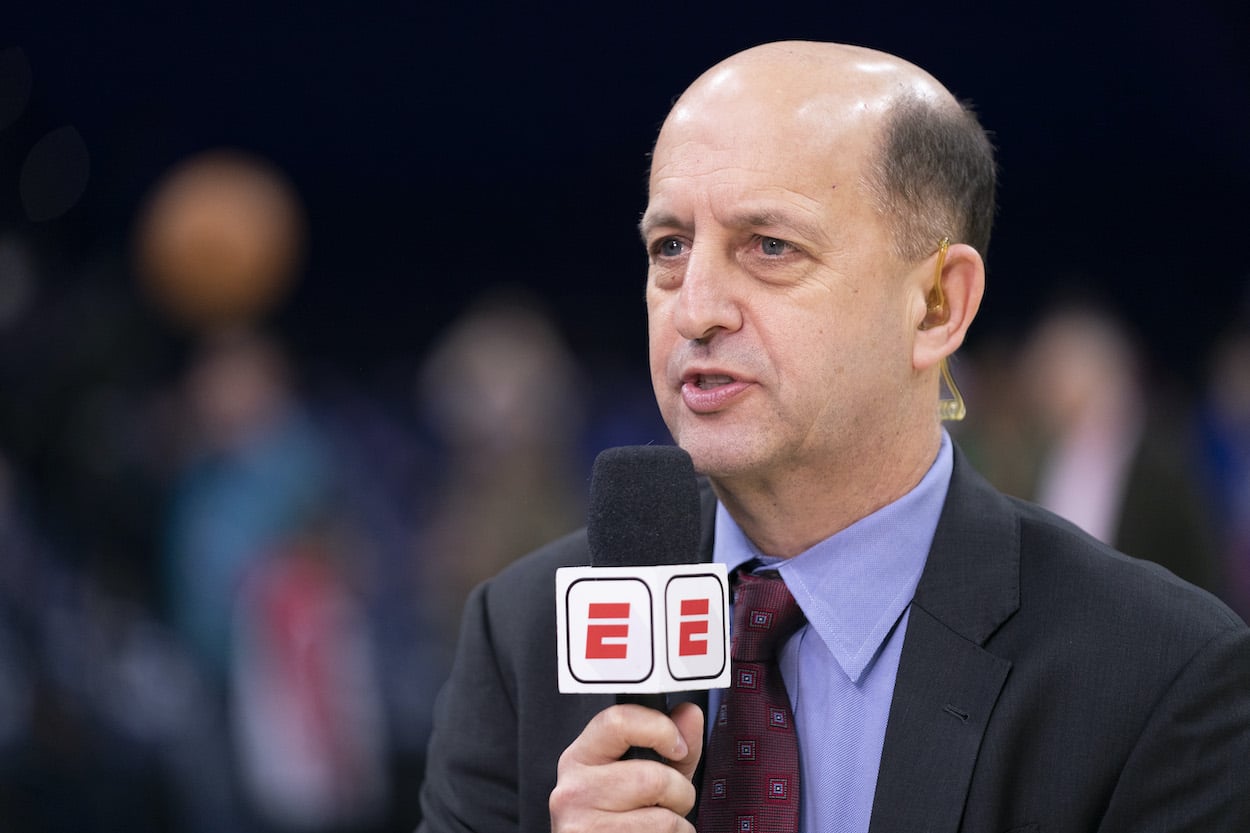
[
  {"xmin": 680, "ymin": 373, "xmax": 750, "ymax": 413},
  {"xmin": 694, "ymin": 374, "xmax": 734, "ymax": 390}
]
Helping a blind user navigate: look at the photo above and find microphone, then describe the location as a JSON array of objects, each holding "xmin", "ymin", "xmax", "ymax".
[
  {"xmin": 555, "ymin": 445, "xmax": 731, "ymax": 757},
  {"xmin": 587, "ymin": 444, "xmax": 702, "ymax": 569},
  {"xmin": 589, "ymin": 445, "xmax": 702, "ymax": 720}
]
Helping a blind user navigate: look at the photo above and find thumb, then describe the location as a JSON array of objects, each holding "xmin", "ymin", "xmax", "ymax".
[{"xmin": 668, "ymin": 701, "xmax": 705, "ymax": 781}]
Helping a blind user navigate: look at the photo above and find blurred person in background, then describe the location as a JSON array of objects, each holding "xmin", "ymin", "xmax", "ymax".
[
  {"xmin": 415, "ymin": 287, "xmax": 588, "ymax": 656},
  {"xmin": 0, "ymin": 446, "xmax": 214, "ymax": 833},
  {"xmin": 231, "ymin": 511, "xmax": 391, "ymax": 833},
  {"xmin": 162, "ymin": 327, "xmax": 333, "ymax": 681},
  {"xmin": 1014, "ymin": 298, "xmax": 1220, "ymax": 593}
]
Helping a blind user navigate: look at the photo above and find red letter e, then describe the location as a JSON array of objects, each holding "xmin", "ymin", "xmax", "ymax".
[{"xmin": 585, "ymin": 602, "xmax": 630, "ymax": 659}]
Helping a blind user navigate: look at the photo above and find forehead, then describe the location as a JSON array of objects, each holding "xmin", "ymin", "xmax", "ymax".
[
  {"xmin": 644, "ymin": 45, "xmax": 951, "ymax": 214},
  {"xmin": 643, "ymin": 98, "xmax": 877, "ymax": 238}
]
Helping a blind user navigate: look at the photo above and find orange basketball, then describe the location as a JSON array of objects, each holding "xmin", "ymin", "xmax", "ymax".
[{"xmin": 134, "ymin": 150, "xmax": 305, "ymax": 329}]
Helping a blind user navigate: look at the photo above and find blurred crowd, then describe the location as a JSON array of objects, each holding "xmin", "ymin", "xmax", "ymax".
[
  {"xmin": 0, "ymin": 147, "xmax": 668, "ymax": 832},
  {"xmin": 1, "ymin": 143, "xmax": 1249, "ymax": 833}
]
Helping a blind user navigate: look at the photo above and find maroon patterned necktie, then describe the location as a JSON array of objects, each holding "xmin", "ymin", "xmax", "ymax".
[{"xmin": 697, "ymin": 570, "xmax": 806, "ymax": 833}]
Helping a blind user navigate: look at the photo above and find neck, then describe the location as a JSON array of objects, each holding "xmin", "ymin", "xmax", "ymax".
[{"xmin": 710, "ymin": 423, "xmax": 943, "ymax": 558}]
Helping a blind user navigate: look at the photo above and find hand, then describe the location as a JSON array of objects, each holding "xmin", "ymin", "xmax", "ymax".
[{"xmin": 550, "ymin": 701, "xmax": 705, "ymax": 832}]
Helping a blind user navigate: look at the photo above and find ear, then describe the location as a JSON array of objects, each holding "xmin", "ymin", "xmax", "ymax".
[{"xmin": 912, "ymin": 242, "xmax": 984, "ymax": 371}]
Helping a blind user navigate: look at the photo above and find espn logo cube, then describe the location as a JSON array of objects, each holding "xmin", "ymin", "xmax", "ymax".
[{"xmin": 556, "ymin": 563, "xmax": 731, "ymax": 694}]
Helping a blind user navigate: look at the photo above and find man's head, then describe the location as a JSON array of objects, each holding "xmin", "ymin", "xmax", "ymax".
[{"xmin": 641, "ymin": 42, "xmax": 993, "ymax": 524}]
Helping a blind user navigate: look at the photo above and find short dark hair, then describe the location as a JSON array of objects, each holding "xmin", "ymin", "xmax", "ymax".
[{"xmin": 864, "ymin": 95, "xmax": 997, "ymax": 262}]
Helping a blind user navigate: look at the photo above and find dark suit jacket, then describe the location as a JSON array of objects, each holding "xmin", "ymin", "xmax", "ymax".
[{"xmin": 418, "ymin": 449, "xmax": 1250, "ymax": 832}]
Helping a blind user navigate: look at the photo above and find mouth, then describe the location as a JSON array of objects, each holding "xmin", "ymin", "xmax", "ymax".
[
  {"xmin": 679, "ymin": 371, "xmax": 751, "ymax": 414},
  {"xmin": 691, "ymin": 373, "xmax": 735, "ymax": 390}
]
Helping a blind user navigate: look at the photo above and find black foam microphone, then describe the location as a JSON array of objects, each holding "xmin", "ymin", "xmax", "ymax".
[
  {"xmin": 588, "ymin": 444, "xmax": 702, "ymax": 572},
  {"xmin": 587, "ymin": 445, "xmax": 702, "ymax": 759}
]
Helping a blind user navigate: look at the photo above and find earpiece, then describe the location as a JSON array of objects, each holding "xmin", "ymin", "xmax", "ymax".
[
  {"xmin": 918, "ymin": 237, "xmax": 966, "ymax": 421},
  {"xmin": 920, "ymin": 288, "xmax": 948, "ymax": 330},
  {"xmin": 919, "ymin": 237, "xmax": 952, "ymax": 331}
]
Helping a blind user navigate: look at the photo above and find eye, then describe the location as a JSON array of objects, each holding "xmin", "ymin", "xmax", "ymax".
[
  {"xmin": 759, "ymin": 237, "xmax": 791, "ymax": 256},
  {"xmin": 655, "ymin": 237, "xmax": 687, "ymax": 258}
]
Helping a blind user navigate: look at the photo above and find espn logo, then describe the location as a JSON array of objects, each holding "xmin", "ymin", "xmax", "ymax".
[{"xmin": 556, "ymin": 564, "xmax": 731, "ymax": 694}]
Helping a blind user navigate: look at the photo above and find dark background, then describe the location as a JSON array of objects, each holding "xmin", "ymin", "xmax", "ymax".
[
  {"xmin": 3, "ymin": 5, "xmax": 1249, "ymax": 830},
  {"xmin": 6, "ymin": 0, "xmax": 1250, "ymax": 385}
]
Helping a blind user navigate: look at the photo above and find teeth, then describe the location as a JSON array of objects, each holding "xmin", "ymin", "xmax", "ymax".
[{"xmin": 697, "ymin": 375, "xmax": 733, "ymax": 389}]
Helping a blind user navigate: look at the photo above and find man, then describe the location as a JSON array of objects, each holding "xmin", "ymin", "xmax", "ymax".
[{"xmin": 418, "ymin": 41, "xmax": 1250, "ymax": 832}]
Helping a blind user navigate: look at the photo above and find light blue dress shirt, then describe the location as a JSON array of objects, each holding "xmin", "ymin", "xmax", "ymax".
[{"xmin": 710, "ymin": 431, "xmax": 953, "ymax": 833}]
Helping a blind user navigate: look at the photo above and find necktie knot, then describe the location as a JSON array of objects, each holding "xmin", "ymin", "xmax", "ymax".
[{"xmin": 731, "ymin": 571, "xmax": 805, "ymax": 663}]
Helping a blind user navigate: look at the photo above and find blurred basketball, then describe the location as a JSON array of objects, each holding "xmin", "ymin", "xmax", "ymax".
[{"xmin": 134, "ymin": 150, "xmax": 305, "ymax": 329}]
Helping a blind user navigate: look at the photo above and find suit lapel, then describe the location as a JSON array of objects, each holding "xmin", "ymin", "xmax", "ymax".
[
  {"xmin": 869, "ymin": 448, "xmax": 1021, "ymax": 833},
  {"xmin": 868, "ymin": 607, "xmax": 1011, "ymax": 833}
]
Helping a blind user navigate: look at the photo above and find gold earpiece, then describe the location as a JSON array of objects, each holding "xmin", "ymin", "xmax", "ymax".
[
  {"xmin": 938, "ymin": 357, "xmax": 966, "ymax": 421},
  {"xmin": 920, "ymin": 238, "xmax": 966, "ymax": 421},
  {"xmin": 919, "ymin": 237, "xmax": 951, "ymax": 331}
]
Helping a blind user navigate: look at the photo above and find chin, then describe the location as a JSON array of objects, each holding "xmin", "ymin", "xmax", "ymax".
[
  {"xmin": 665, "ymin": 404, "xmax": 782, "ymax": 474},
  {"xmin": 675, "ymin": 434, "xmax": 763, "ymax": 480}
]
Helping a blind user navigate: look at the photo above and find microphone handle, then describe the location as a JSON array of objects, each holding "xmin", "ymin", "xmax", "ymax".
[{"xmin": 617, "ymin": 692, "xmax": 670, "ymax": 762}]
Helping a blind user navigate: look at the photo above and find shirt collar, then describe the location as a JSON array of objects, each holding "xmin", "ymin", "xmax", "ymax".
[{"xmin": 712, "ymin": 431, "xmax": 953, "ymax": 683}]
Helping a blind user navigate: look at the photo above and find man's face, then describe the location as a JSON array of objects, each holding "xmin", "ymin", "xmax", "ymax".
[{"xmin": 642, "ymin": 75, "xmax": 923, "ymax": 486}]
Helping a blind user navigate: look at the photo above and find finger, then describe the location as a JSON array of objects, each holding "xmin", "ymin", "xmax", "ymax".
[
  {"xmin": 667, "ymin": 702, "xmax": 705, "ymax": 781},
  {"xmin": 613, "ymin": 805, "xmax": 696, "ymax": 833},
  {"xmin": 551, "ymin": 799, "xmax": 695, "ymax": 833},
  {"xmin": 552, "ymin": 757, "xmax": 697, "ymax": 815},
  {"xmin": 560, "ymin": 704, "xmax": 691, "ymax": 768}
]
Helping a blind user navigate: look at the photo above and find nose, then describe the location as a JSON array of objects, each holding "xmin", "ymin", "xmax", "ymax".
[{"xmin": 673, "ymin": 246, "xmax": 743, "ymax": 343}]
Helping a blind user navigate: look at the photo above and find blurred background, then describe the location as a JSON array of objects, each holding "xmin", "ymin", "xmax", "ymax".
[{"xmin": 2, "ymin": 2, "xmax": 1248, "ymax": 831}]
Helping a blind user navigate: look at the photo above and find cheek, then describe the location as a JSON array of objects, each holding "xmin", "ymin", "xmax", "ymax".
[
  {"xmin": 772, "ymin": 305, "xmax": 888, "ymax": 391},
  {"xmin": 646, "ymin": 310, "xmax": 674, "ymax": 377}
]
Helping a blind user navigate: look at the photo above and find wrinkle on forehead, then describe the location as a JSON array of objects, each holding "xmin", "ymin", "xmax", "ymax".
[{"xmin": 647, "ymin": 143, "xmax": 836, "ymax": 207}]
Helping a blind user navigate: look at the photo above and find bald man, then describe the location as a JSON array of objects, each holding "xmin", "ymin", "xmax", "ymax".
[{"xmin": 417, "ymin": 42, "xmax": 1250, "ymax": 833}]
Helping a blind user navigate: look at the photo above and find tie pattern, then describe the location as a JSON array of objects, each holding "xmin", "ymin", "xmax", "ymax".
[{"xmin": 697, "ymin": 570, "xmax": 806, "ymax": 833}]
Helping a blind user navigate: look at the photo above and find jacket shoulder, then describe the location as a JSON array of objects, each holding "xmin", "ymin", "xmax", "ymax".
[{"xmin": 1009, "ymin": 493, "xmax": 1243, "ymax": 635}]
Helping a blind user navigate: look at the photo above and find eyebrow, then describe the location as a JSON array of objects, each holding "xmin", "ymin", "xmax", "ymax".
[
  {"xmin": 638, "ymin": 210, "xmax": 686, "ymax": 242},
  {"xmin": 734, "ymin": 209, "xmax": 826, "ymax": 245},
  {"xmin": 637, "ymin": 206, "xmax": 827, "ymax": 246}
]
